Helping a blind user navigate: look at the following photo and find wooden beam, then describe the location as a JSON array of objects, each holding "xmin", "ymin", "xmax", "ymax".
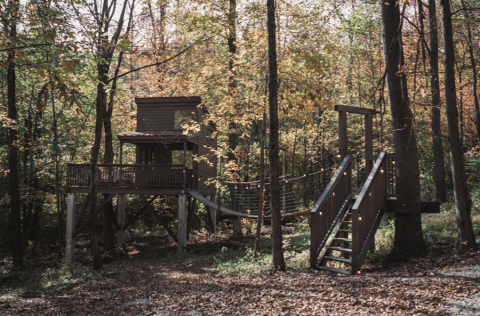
[
  {"xmin": 123, "ymin": 195, "xmax": 158, "ymax": 229},
  {"xmin": 334, "ymin": 105, "xmax": 377, "ymax": 116},
  {"xmin": 386, "ymin": 201, "xmax": 440, "ymax": 213},
  {"xmin": 338, "ymin": 110, "xmax": 347, "ymax": 160},
  {"xmin": 138, "ymin": 194, "xmax": 178, "ymax": 243},
  {"xmin": 68, "ymin": 187, "xmax": 185, "ymax": 195}
]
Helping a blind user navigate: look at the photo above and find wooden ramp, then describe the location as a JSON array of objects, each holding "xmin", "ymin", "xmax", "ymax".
[{"xmin": 187, "ymin": 190, "xmax": 257, "ymax": 219}]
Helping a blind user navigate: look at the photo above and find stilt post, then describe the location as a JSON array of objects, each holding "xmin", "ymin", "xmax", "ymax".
[
  {"xmin": 117, "ymin": 194, "xmax": 126, "ymax": 245},
  {"xmin": 66, "ymin": 193, "xmax": 76, "ymax": 263},
  {"xmin": 178, "ymin": 191, "xmax": 187, "ymax": 251}
]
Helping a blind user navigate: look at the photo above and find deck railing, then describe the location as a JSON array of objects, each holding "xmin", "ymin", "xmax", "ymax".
[
  {"xmin": 67, "ymin": 164, "xmax": 193, "ymax": 189},
  {"xmin": 351, "ymin": 151, "xmax": 388, "ymax": 274},
  {"xmin": 310, "ymin": 155, "xmax": 352, "ymax": 269},
  {"xmin": 369, "ymin": 153, "xmax": 396, "ymax": 197}
]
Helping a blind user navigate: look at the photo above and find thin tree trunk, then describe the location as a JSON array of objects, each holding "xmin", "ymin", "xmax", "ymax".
[
  {"xmin": 227, "ymin": 0, "xmax": 238, "ymax": 165},
  {"xmin": 440, "ymin": 0, "xmax": 477, "ymax": 251},
  {"xmin": 428, "ymin": 0, "xmax": 447, "ymax": 202},
  {"xmin": 90, "ymin": 66, "xmax": 106, "ymax": 269},
  {"xmin": 51, "ymin": 80, "xmax": 63, "ymax": 260},
  {"xmin": 267, "ymin": 0, "xmax": 285, "ymax": 272},
  {"xmin": 254, "ymin": 113, "xmax": 266, "ymax": 257},
  {"xmin": 6, "ymin": 0, "xmax": 23, "ymax": 267},
  {"xmin": 460, "ymin": 0, "xmax": 480, "ymax": 142},
  {"xmin": 382, "ymin": 0, "xmax": 425, "ymax": 262},
  {"xmin": 227, "ymin": 0, "xmax": 242, "ymax": 241}
]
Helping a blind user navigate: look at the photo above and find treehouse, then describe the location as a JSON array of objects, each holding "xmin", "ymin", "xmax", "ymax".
[
  {"xmin": 65, "ymin": 97, "xmax": 218, "ymax": 262},
  {"xmin": 67, "ymin": 97, "xmax": 217, "ymax": 196}
]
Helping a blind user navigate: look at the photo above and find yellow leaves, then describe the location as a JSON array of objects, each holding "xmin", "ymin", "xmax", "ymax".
[{"xmin": 63, "ymin": 59, "xmax": 81, "ymax": 72}]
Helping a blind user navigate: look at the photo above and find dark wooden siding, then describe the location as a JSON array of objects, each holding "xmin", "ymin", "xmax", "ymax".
[
  {"xmin": 137, "ymin": 108, "xmax": 173, "ymax": 131},
  {"xmin": 135, "ymin": 97, "xmax": 203, "ymax": 132},
  {"xmin": 131, "ymin": 97, "xmax": 216, "ymax": 196}
]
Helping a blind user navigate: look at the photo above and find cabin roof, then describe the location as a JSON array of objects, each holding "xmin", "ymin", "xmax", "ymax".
[
  {"xmin": 117, "ymin": 130, "xmax": 197, "ymax": 144},
  {"xmin": 135, "ymin": 96, "xmax": 201, "ymax": 104},
  {"xmin": 119, "ymin": 131, "xmax": 184, "ymax": 137}
]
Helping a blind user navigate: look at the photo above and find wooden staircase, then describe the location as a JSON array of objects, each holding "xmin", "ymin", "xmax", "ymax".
[
  {"xmin": 310, "ymin": 152, "xmax": 388, "ymax": 274},
  {"xmin": 317, "ymin": 201, "xmax": 355, "ymax": 274}
]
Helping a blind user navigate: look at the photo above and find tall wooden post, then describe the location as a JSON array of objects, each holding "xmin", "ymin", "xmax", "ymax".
[
  {"xmin": 66, "ymin": 193, "xmax": 76, "ymax": 263},
  {"xmin": 365, "ymin": 114, "xmax": 373, "ymax": 176},
  {"xmin": 338, "ymin": 110, "xmax": 348, "ymax": 160},
  {"xmin": 178, "ymin": 191, "xmax": 187, "ymax": 251},
  {"xmin": 117, "ymin": 194, "xmax": 126, "ymax": 245}
]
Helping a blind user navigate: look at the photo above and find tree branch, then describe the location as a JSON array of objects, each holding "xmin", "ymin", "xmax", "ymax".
[
  {"xmin": 0, "ymin": 43, "xmax": 51, "ymax": 52},
  {"xmin": 106, "ymin": 36, "xmax": 208, "ymax": 84}
]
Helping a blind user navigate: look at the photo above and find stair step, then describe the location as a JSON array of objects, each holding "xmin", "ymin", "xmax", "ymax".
[
  {"xmin": 328, "ymin": 246, "xmax": 352, "ymax": 253},
  {"xmin": 338, "ymin": 229, "xmax": 352, "ymax": 233},
  {"xmin": 323, "ymin": 256, "xmax": 352, "ymax": 264},
  {"xmin": 343, "ymin": 221, "xmax": 352, "ymax": 224},
  {"xmin": 333, "ymin": 237, "xmax": 352, "ymax": 243},
  {"xmin": 317, "ymin": 265, "xmax": 351, "ymax": 275}
]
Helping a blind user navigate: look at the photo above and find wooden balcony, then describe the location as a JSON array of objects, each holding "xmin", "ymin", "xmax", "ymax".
[{"xmin": 66, "ymin": 164, "xmax": 194, "ymax": 194}]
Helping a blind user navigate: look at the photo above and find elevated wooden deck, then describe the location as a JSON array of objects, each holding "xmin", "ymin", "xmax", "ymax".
[{"xmin": 67, "ymin": 164, "xmax": 194, "ymax": 194}]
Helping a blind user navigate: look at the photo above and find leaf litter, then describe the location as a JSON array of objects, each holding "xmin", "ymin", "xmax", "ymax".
[{"xmin": 0, "ymin": 238, "xmax": 479, "ymax": 315}]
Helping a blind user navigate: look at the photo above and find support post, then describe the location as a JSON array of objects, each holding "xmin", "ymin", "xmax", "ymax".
[
  {"xmin": 338, "ymin": 110, "xmax": 348, "ymax": 160},
  {"xmin": 365, "ymin": 114, "xmax": 373, "ymax": 176},
  {"xmin": 117, "ymin": 194, "xmax": 126, "ymax": 245},
  {"xmin": 66, "ymin": 193, "xmax": 76, "ymax": 263},
  {"xmin": 178, "ymin": 191, "xmax": 187, "ymax": 251}
]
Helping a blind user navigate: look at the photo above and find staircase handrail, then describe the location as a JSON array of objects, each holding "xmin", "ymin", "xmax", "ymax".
[
  {"xmin": 310, "ymin": 155, "xmax": 352, "ymax": 269},
  {"xmin": 351, "ymin": 151, "xmax": 388, "ymax": 274}
]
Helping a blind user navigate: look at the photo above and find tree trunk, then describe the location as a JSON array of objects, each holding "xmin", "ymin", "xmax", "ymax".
[
  {"xmin": 102, "ymin": 84, "xmax": 115, "ymax": 252},
  {"xmin": 381, "ymin": 0, "xmax": 425, "ymax": 262},
  {"xmin": 227, "ymin": 0, "xmax": 243, "ymax": 241},
  {"xmin": 428, "ymin": 0, "xmax": 447, "ymax": 202},
  {"xmin": 90, "ymin": 65, "xmax": 107, "ymax": 269},
  {"xmin": 6, "ymin": 1, "xmax": 23, "ymax": 267},
  {"xmin": 460, "ymin": 0, "xmax": 480, "ymax": 142},
  {"xmin": 440, "ymin": 0, "xmax": 477, "ymax": 251},
  {"xmin": 227, "ymin": 0, "xmax": 238, "ymax": 165},
  {"xmin": 254, "ymin": 113, "xmax": 266, "ymax": 257},
  {"xmin": 267, "ymin": 0, "xmax": 285, "ymax": 272}
]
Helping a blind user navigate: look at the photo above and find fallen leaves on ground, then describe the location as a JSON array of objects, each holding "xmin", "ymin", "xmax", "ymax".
[{"xmin": 1, "ymin": 241, "xmax": 479, "ymax": 315}]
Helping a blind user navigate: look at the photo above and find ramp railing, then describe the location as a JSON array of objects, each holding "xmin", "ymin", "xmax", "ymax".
[
  {"xmin": 351, "ymin": 151, "xmax": 388, "ymax": 274},
  {"xmin": 310, "ymin": 155, "xmax": 352, "ymax": 269}
]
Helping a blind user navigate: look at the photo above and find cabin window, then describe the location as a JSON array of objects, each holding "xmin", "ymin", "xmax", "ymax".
[
  {"xmin": 140, "ymin": 148, "xmax": 155, "ymax": 164},
  {"xmin": 174, "ymin": 110, "xmax": 196, "ymax": 130}
]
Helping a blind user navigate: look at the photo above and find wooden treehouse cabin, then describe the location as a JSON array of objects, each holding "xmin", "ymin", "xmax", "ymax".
[{"xmin": 66, "ymin": 97, "xmax": 218, "ymax": 262}]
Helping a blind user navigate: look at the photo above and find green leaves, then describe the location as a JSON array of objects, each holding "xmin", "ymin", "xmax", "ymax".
[{"xmin": 118, "ymin": 38, "xmax": 132, "ymax": 51}]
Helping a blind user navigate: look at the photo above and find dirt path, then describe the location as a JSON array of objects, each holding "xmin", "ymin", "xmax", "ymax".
[{"xmin": 1, "ymin": 244, "xmax": 479, "ymax": 315}]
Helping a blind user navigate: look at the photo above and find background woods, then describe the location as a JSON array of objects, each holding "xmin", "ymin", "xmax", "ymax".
[{"xmin": 1, "ymin": 0, "xmax": 480, "ymax": 270}]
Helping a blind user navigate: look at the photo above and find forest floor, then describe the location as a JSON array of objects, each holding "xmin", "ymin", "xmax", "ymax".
[{"xmin": 0, "ymin": 225, "xmax": 479, "ymax": 316}]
